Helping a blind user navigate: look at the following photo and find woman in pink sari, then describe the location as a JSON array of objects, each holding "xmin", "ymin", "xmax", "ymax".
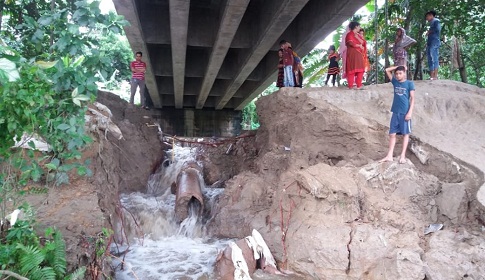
[{"xmin": 345, "ymin": 21, "xmax": 366, "ymax": 89}]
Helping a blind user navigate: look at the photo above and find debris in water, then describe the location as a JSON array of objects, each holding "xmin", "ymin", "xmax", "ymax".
[
  {"xmin": 424, "ymin": 223, "xmax": 443, "ymax": 235},
  {"xmin": 226, "ymin": 143, "xmax": 234, "ymax": 155},
  {"xmin": 215, "ymin": 229, "xmax": 280, "ymax": 279},
  {"xmin": 231, "ymin": 242, "xmax": 252, "ymax": 280}
]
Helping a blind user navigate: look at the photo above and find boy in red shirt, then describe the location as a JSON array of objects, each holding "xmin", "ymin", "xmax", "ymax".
[{"xmin": 130, "ymin": 51, "xmax": 148, "ymax": 109}]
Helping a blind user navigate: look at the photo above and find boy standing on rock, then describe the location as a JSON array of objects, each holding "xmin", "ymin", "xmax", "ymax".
[{"xmin": 380, "ymin": 65, "xmax": 415, "ymax": 164}]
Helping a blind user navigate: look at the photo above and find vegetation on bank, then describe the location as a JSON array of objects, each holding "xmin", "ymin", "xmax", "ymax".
[{"xmin": 0, "ymin": 0, "xmax": 128, "ymax": 277}]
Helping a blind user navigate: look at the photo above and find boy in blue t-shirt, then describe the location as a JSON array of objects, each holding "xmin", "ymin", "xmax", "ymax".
[{"xmin": 380, "ymin": 65, "xmax": 415, "ymax": 164}]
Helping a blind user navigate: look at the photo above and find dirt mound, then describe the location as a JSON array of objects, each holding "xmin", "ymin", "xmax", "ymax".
[{"xmin": 208, "ymin": 81, "xmax": 485, "ymax": 279}]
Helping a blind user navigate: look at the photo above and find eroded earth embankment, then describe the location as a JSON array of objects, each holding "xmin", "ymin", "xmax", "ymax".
[
  {"xmin": 24, "ymin": 82, "xmax": 485, "ymax": 279},
  {"xmin": 207, "ymin": 80, "xmax": 485, "ymax": 279}
]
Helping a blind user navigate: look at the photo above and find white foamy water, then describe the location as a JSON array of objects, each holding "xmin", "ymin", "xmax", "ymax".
[
  {"xmin": 114, "ymin": 236, "xmax": 231, "ymax": 280},
  {"xmin": 113, "ymin": 147, "xmax": 230, "ymax": 279}
]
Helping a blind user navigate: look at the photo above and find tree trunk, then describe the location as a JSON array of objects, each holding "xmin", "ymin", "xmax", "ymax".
[
  {"xmin": 414, "ymin": 45, "xmax": 424, "ymax": 80},
  {"xmin": 0, "ymin": 0, "xmax": 5, "ymax": 32},
  {"xmin": 456, "ymin": 39, "xmax": 467, "ymax": 83},
  {"xmin": 384, "ymin": 39, "xmax": 390, "ymax": 82},
  {"xmin": 413, "ymin": 21, "xmax": 427, "ymax": 80},
  {"xmin": 384, "ymin": 0, "xmax": 390, "ymax": 82},
  {"xmin": 474, "ymin": 68, "xmax": 481, "ymax": 87},
  {"xmin": 374, "ymin": 0, "xmax": 378, "ymax": 84},
  {"xmin": 50, "ymin": 0, "xmax": 55, "ymax": 48},
  {"xmin": 404, "ymin": 4, "xmax": 413, "ymax": 31}
]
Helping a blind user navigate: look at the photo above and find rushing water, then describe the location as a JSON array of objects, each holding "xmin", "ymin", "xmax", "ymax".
[
  {"xmin": 112, "ymin": 147, "xmax": 231, "ymax": 280},
  {"xmin": 112, "ymin": 146, "xmax": 305, "ymax": 280}
]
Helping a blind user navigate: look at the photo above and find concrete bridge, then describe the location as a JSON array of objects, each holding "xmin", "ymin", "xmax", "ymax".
[{"xmin": 112, "ymin": 0, "xmax": 367, "ymax": 135}]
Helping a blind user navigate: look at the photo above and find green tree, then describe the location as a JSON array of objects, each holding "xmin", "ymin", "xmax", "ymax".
[
  {"xmin": 96, "ymin": 31, "xmax": 133, "ymax": 89},
  {"xmin": 302, "ymin": 48, "xmax": 326, "ymax": 87},
  {"xmin": 1, "ymin": 0, "xmax": 126, "ymax": 275},
  {"xmin": 364, "ymin": 0, "xmax": 485, "ymax": 85},
  {"xmin": 240, "ymin": 84, "xmax": 277, "ymax": 130}
]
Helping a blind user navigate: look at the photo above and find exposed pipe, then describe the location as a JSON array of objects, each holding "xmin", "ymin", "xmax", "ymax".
[{"xmin": 174, "ymin": 167, "xmax": 204, "ymax": 222}]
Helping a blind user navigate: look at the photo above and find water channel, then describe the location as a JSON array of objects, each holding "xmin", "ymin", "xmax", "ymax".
[{"xmin": 112, "ymin": 147, "xmax": 231, "ymax": 279}]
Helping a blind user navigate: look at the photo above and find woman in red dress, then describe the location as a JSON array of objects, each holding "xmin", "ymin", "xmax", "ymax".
[{"xmin": 345, "ymin": 21, "xmax": 366, "ymax": 89}]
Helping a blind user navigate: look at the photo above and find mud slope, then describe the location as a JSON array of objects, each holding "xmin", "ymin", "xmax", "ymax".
[
  {"xmin": 209, "ymin": 80, "xmax": 485, "ymax": 280},
  {"xmin": 313, "ymin": 80, "xmax": 485, "ymax": 206}
]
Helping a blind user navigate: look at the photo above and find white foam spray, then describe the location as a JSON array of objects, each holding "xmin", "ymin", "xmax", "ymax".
[{"xmin": 113, "ymin": 146, "xmax": 230, "ymax": 279}]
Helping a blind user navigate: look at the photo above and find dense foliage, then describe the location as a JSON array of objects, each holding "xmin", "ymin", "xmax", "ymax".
[
  {"xmin": 241, "ymin": 84, "xmax": 277, "ymax": 130},
  {"xmin": 0, "ymin": 210, "xmax": 85, "ymax": 280},
  {"xmin": 0, "ymin": 0, "xmax": 127, "ymax": 277},
  {"xmin": 305, "ymin": 0, "xmax": 485, "ymax": 86}
]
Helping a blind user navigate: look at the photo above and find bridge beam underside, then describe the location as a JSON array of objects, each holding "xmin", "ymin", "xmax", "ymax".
[{"xmin": 114, "ymin": 0, "xmax": 368, "ymax": 110}]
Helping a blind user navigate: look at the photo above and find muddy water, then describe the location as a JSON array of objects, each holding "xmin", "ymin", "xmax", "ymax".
[
  {"xmin": 112, "ymin": 147, "xmax": 306, "ymax": 280},
  {"xmin": 113, "ymin": 147, "xmax": 232, "ymax": 279}
]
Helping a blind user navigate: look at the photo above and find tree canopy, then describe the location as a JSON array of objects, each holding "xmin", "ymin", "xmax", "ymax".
[
  {"xmin": 0, "ymin": 1, "xmax": 128, "ymax": 276},
  {"xmin": 303, "ymin": 0, "xmax": 485, "ymax": 87}
]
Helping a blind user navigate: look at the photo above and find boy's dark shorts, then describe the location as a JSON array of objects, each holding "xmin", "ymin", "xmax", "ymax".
[{"xmin": 389, "ymin": 112, "xmax": 411, "ymax": 135}]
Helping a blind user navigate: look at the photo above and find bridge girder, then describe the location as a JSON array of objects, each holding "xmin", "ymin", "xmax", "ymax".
[{"xmin": 113, "ymin": 0, "xmax": 368, "ymax": 110}]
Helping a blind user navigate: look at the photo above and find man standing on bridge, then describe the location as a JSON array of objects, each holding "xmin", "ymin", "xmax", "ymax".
[
  {"xmin": 130, "ymin": 51, "xmax": 148, "ymax": 109},
  {"xmin": 425, "ymin": 10, "xmax": 441, "ymax": 80}
]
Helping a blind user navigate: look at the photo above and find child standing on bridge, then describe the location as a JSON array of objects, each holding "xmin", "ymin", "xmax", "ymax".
[
  {"xmin": 325, "ymin": 45, "xmax": 340, "ymax": 87},
  {"xmin": 279, "ymin": 40, "xmax": 294, "ymax": 87},
  {"xmin": 276, "ymin": 49, "xmax": 284, "ymax": 88},
  {"xmin": 380, "ymin": 65, "xmax": 415, "ymax": 164}
]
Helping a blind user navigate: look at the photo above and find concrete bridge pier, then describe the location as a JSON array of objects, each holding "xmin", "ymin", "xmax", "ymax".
[
  {"xmin": 184, "ymin": 109, "xmax": 195, "ymax": 137},
  {"xmin": 152, "ymin": 108, "xmax": 241, "ymax": 137}
]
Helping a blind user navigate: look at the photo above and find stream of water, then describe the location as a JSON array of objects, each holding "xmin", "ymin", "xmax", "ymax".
[{"xmin": 112, "ymin": 147, "xmax": 231, "ymax": 279}]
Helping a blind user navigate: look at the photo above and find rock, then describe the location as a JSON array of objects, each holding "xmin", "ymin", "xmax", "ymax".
[
  {"xmin": 410, "ymin": 143, "xmax": 430, "ymax": 164},
  {"xmin": 424, "ymin": 230, "xmax": 485, "ymax": 280},
  {"xmin": 349, "ymin": 225, "xmax": 396, "ymax": 274},
  {"xmin": 86, "ymin": 104, "xmax": 124, "ymax": 140},
  {"xmin": 477, "ymin": 184, "xmax": 485, "ymax": 208},
  {"xmin": 358, "ymin": 161, "xmax": 425, "ymax": 208},
  {"xmin": 287, "ymin": 225, "xmax": 352, "ymax": 279},
  {"xmin": 348, "ymin": 226, "xmax": 426, "ymax": 279},
  {"xmin": 208, "ymin": 83, "xmax": 485, "ymax": 279},
  {"xmin": 203, "ymin": 161, "xmax": 221, "ymax": 186},
  {"xmin": 436, "ymin": 183, "xmax": 467, "ymax": 223},
  {"xmin": 358, "ymin": 161, "xmax": 418, "ymax": 189},
  {"xmin": 366, "ymin": 249, "xmax": 426, "ymax": 280},
  {"xmin": 296, "ymin": 163, "xmax": 358, "ymax": 200},
  {"xmin": 208, "ymin": 173, "xmax": 272, "ymax": 238},
  {"xmin": 394, "ymin": 179, "xmax": 420, "ymax": 198}
]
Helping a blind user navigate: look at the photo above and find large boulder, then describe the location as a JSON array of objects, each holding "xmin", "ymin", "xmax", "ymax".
[{"xmin": 424, "ymin": 230, "xmax": 485, "ymax": 280}]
